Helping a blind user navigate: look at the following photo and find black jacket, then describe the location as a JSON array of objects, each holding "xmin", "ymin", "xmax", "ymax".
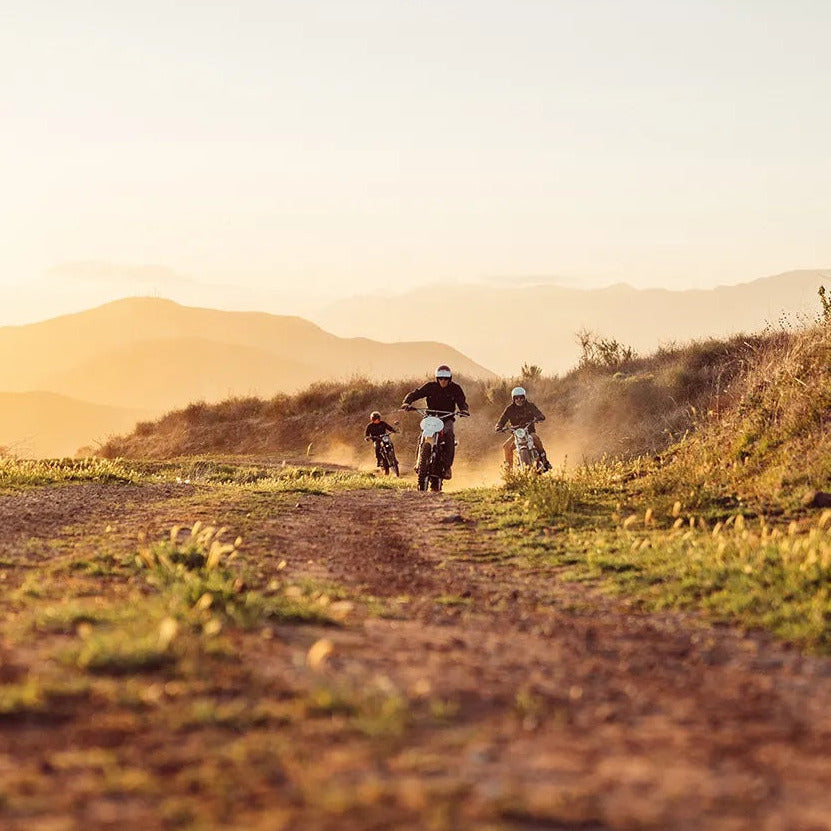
[
  {"xmin": 495, "ymin": 401, "xmax": 545, "ymax": 432},
  {"xmin": 403, "ymin": 380, "xmax": 468, "ymax": 417},
  {"xmin": 365, "ymin": 420, "xmax": 396, "ymax": 439}
]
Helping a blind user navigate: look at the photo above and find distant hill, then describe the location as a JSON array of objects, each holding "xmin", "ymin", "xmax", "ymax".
[
  {"xmin": 36, "ymin": 336, "xmax": 320, "ymax": 412},
  {"xmin": 0, "ymin": 392, "xmax": 149, "ymax": 458},
  {"xmin": 0, "ymin": 297, "xmax": 495, "ymax": 411},
  {"xmin": 315, "ymin": 269, "xmax": 831, "ymax": 375},
  {"xmin": 0, "ymin": 298, "xmax": 494, "ymax": 456}
]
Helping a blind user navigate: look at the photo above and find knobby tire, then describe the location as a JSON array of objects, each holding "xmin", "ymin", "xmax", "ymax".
[{"xmin": 416, "ymin": 442, "xmax": 431, "ymax": 491}]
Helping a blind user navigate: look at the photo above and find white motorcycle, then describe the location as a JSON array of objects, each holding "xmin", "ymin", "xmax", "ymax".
[
  {"xmin": 404, "ymin": 407, "xmax": 467, "ymax": 492},
  {"xmin": 499, "ymin": 420, "xmax": 549, "ymax": 474}
]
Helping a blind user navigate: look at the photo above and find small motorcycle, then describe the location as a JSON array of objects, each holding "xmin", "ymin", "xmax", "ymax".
[
  {"xmin": 372, "ymin": 433, "xmax": 400, "ymax": 477},
  {"xmin": 499, "ymin": 420, "xmax": 549, "ymax": 474},
  {"xmin": 404, "ymin": 407, "xmax": 466, "ymax": 492}
]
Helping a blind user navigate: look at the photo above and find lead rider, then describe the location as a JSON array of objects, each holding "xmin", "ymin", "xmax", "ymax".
[{"xmin": 400, "ymin": 364, "xmax": 470, "ymax": 480}]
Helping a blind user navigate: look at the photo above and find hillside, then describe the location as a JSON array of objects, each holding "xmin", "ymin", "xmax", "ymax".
[
  {"xmin": 100, "ymin": 312, "xmax": 831, "ymax": 510},
  {"xmin": 315, "ymin": 269, "xmax": 831, "ymax": 375},
  {"xmin": 98, "ymin": 329, "xmax": 773, "ymax": 478}
]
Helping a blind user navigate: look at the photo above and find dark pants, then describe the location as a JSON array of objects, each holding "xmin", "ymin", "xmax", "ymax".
[
  {"xmin": 373, "ymin": 440, "xmax": 385, "ymax": 467},
  {"xmin": 441, "ymin": 419, "xmax": 456, "ymax": 469}
]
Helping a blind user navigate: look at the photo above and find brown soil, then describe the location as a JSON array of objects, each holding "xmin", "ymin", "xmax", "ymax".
[{"xmin": 2, "ymin": 481, "xmax": 831, "ymax": 830}]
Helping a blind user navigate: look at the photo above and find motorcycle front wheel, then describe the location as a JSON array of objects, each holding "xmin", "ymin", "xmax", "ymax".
[
  {"xmin": 416, "ymin": 442, "xmax": 431, "ymax": 491},
  {"xmin": 429, "ymin": 448, "xmax": 443, "ymax": 491}
]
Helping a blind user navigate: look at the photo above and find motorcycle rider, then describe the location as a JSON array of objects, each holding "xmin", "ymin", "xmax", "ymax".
[
  {"xmin": 495, "ymin": 387, "xmax": 552, "ymax": 471},
  {"xmin": 364, "ymin": 411, "xmax": 397, "ymax": 470},
  {"xmin": 400, "ymin": 365, "xmax": 469, "ymax": 479}
]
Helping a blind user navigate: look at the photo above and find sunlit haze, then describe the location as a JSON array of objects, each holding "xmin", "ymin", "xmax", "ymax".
[{"xmin": 2, "ymin": 0, "xmax": 830, "ymax": 324}]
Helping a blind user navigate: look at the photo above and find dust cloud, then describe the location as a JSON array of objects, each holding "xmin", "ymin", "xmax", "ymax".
[
  {"xmin": 311, "ymin": 440, "xmax": 365, "ymax": 470},
  {"xmin": 309, "ymin": 431, "xmax": 596, "ymax": 488}
]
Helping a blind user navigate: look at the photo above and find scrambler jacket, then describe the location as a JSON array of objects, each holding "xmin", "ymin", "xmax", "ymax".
[
  {"xmin": 495, "ymin": 401, "xmax": 546, "ymax": 432},
  {"xmin": 402, "ymin": 380, "xmax": 469, "ymax": 418}
]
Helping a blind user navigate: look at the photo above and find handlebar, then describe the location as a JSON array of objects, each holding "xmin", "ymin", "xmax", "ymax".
[
  {"xmin": 497, "ymin": 420, "xmax": 537, "ymax": 432},
  {"xmin": 401, "ymin": 406, "xmax": 469, "ymax": 418}
]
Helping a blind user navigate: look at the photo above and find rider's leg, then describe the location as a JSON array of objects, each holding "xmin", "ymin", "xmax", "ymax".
[
  {"xmin": 443, "ymin": 420, "xmax": 456, "ymax": 473},
  {"xmin": 502, "ymin": 436, "xmax": 514, "ymax": 467},
  {"xmin": 531, "ymin": 433, "xmax": 552, "ymax": 469},
  {"xmin": 374, "ymin": 443, "xmax": 384, "ymax": 467}
]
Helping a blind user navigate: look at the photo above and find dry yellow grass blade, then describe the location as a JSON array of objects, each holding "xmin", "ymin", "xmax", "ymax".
[{"xmin": 307, "ymin": 638, "xmax": 334, "ymax": 669}]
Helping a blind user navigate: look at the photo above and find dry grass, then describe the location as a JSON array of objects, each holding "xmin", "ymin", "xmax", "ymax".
[{"xmin": 99, "ymin": 330, "xmax": 783, "ymax": 469}]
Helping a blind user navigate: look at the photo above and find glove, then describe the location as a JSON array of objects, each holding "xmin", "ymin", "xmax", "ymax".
[
  {"xmin": 364, "ymin": 436, "xmax": 371, "ymax": 442},
  {"xmin": 494, "ymin": 426, "xmax": 502, "ymax": 432},
  {"xmin": 458, "ymin": 410, "xmax": 470, "ymax": 417}
]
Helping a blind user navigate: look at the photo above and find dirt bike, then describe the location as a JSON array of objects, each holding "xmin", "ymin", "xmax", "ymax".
[
  {"xmin": 499, "ymin": 420, "xmax": 550, "ymax": 474},
  {"xmin": 404, "ymin": 407, "xmax": 468, "ymax": 492},
  {"xmin": 370, "ymin": 433, "xmax": 400, "ymax": 476}
]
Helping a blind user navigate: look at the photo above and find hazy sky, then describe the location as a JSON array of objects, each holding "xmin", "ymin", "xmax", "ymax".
[{"xmin": 2, "ymin": 0, "xmax": 830, "ymax": 317}]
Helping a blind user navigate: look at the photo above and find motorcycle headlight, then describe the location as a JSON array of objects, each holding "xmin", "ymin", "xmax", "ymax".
[{"xmin": 515, "ymin": 428, "xmax": 526, "ymax": 439}]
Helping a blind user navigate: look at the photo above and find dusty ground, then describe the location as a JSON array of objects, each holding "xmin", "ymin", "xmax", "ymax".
[{"xmin": 2, "ymin": 480, "xmax": 831, "ymax": 830}]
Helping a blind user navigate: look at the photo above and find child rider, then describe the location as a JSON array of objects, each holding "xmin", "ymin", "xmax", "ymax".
[{"xmin": 364, "ymin": 411, "xmax": 397, "ymax": 469}]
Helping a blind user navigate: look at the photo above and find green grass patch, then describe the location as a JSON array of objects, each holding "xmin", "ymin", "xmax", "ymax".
[
  {"xmin": 0, "ymin": 457, "xmax": 140, "ymax": 489},
  {"xmin": 131, "ymin": 521, "xmax": 338, "ymax": 629},
  {"xmin": 460, "ymin": 463, "xmax": 831, "ymax": 651},
  {"xmin": 33, "ymin": 602, "xmax": 121, "ymax": 634}
]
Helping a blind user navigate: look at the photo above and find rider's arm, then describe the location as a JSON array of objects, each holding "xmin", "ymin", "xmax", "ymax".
[
  {"xmin": 495, "ymin": 406, "xmax": 510, "ymax": 431},
  {"xmin": 402, "ymin": 384, "xmax": 429, "ymax": 407},
  {"xmin": 530, "ymin": 403, "xmax": 546, "ymax": 422},
  {"xmin": 455, "ymin": 386, "xmax": 470, "ymax": 415}
]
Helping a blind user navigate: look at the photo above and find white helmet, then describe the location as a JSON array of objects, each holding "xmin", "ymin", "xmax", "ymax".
[
  {"xmin": 435, "ymin": 365, "xmax": 452, "ymax": 379},
  {"xmin": 511, "ymin": 386, "xmax": 527, "ymax": 398},
  {"xmin": 370, "ymin": 411, "xmax": 381, "ymax": 420}
]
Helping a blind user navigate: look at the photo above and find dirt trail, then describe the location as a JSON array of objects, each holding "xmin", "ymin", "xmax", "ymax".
[
  {"xmin": 249, "ymin": 488, "xmax": 831, "ymax": 830},
  {"xmin": 2, "ymin": 482, "xmax": 831, "ymax": 829}
]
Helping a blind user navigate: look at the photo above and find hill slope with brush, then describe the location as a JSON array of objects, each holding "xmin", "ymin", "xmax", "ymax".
[{"xmin": 99, "ymin": 328, "xmax": 780, "ymax": 476}]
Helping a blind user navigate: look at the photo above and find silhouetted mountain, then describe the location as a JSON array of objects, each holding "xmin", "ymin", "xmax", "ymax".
[
  {"xmin": 0, "ymin": 298, "xmax": 494, "ymax": 455},
  {"xmin": 316, "ymin": 269, "xmax": 831, "ymax": 374},
  {"xmin": 0, "ymin": 297, "xmax": 494, "ymax": 409}
]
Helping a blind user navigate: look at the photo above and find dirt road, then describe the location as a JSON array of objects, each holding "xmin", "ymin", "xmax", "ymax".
[{"xmin": 2, "ymin": 481, "xmax": 831, "ymax": 830}]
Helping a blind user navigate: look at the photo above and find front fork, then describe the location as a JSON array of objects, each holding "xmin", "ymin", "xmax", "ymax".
[{"xmin": 418, "ymin": 432, "xmax": 444, "ymax": 472}]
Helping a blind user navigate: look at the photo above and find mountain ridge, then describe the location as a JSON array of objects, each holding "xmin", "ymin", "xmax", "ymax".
[
  {"xmin": 0, "ymin": 297, "xmax": 494, "ymax": 457},
  {"xmin": 315, "ymin": 269, "xmax": 831, "ymax": 374}
]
